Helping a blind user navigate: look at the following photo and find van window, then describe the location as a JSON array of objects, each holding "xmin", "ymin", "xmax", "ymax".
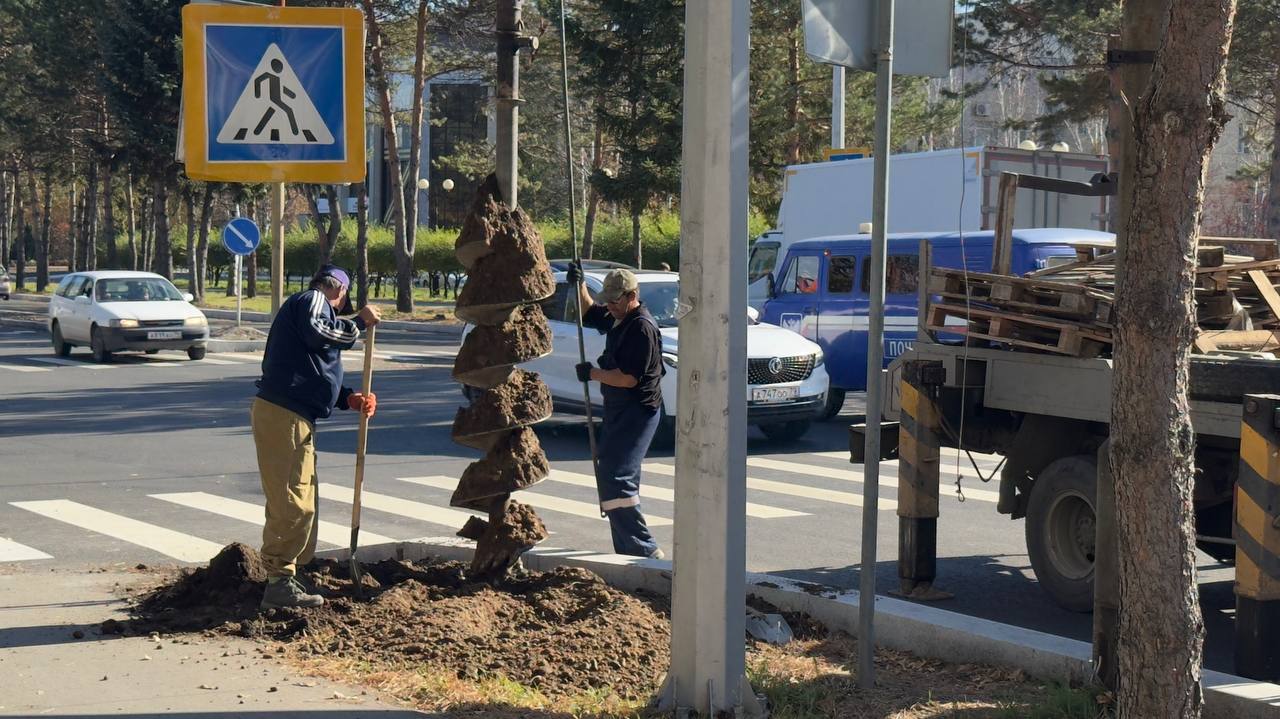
[
  {"xmin": 780, "ymin": 255, "xmax": 820, "ymax": 294},
  {"xmin": 861, "ymin": 255, "xmax": 919, "ymax": 294},
  {"xmin": 827, "ymin": 256, "xmax": 857, "ymax": 294},
  {"xmin": 748, "ymin": 242, "xmax": 779, "ymax": 283}
]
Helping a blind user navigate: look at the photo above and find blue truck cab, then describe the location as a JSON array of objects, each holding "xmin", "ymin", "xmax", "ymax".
[{"xmin": 760, "ymin": 228, "xmax": 1115, "ymax": 410}]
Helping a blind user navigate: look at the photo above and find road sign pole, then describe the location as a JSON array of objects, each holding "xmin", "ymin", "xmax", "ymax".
[
  {"xmin": 271, "ymin": 181, "xmax": 284, "ymax": 316},
  {"xmin": 832, "ymin": 65, "xmax": 845, "ymax": 149},
  {"xmin": 859, "ymin": 0, "xmax": 894, "ymax": 690},
  {"xmin": 235, "ymin": 253, "xmax": 243, "ymax": 327}
]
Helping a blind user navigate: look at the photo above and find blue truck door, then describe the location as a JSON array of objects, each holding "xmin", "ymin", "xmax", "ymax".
[
  {"xmin": 767, "ymin": 250, "xmax": 824, "ymax": 342},
  {"xmin": 816, "ymin": 252, "xmax": 867, "ymax": 391},
  {"xmin": 861, "ymin": 241, "xmax": 922, "ymax": 368}
]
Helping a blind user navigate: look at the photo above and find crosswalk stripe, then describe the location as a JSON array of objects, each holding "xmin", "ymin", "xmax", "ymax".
[
  {"xmin": 10, "ymin": 500, "xmax": 222, "ymax": 562},
  {"xmin": 748, "ymin": 456, "xmax": 1000, "ymax": 503},
  {"xmin": 320, "ymin": 482, "xmax": 475, "ymax": 528},
  {"xmin": 215, "ymin": 352, "xmax": 263, "ymax": 363},
  {"xmin": 645, "ymin": 463, "xmax": 896, "ymax": 510},
  {"xmin": 27, "ymin": 357, "xmax": 116, "ymax": 370},
  {"xmin": 397, "ymin": 475, "xmax": 673, "ymax": 526},
  {"xmin": 197, "ymin": 357, "xmax": 242, "ymax": 366},
  {"xmin": 150, "ymin": 492, "xmax": 396, "ymax": 547},
  {"xmin": 0, "ymin": 362, "xmax": 51, "ymax": 373},
  {"xmin": 0, "ymin": 537, "xmax": 53, "ymax": 562},
  {"xmin": 545, "ymin": 469, "xmax": 808, "ymax": 519}
]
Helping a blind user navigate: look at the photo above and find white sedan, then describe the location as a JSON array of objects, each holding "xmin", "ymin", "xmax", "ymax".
[
  {"xmin": 48, "ymin": 271, "xmax": 210, "ymax": 362},
  {"xmin": 469, "ymin": 269, "xmax": 831, "ymax": 443}
]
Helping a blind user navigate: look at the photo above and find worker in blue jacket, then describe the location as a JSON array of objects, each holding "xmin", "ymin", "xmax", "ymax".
[
  {"xmin": 252, "ymin": 265, "xmax": 379, "ymax": 609},
  {"xmin": 568, "ymin": 264, "xmax": 666, "ymax": 559}
]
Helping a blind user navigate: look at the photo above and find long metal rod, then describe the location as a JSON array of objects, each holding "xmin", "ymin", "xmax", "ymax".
[
  {"xmin": 556, "ymin": 0, "xmax": 599, "ymax": 470},
  {"xmin": 832, "ymin": 65, "xmax": 845, "ymax": 149},
  {"xmin": 859, "ymin": 0, "xmax": 895, "ymax": 690}
]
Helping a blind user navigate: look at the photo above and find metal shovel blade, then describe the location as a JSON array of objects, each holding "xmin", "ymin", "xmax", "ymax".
[{"xmin": 745, "ymin": 609, "xmax": 794, "ymax": 645}]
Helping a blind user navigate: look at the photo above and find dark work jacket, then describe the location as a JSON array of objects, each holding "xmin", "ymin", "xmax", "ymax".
[
  {"xmin": 256, "ymin": 289, "xmax": 366, "ymax": 424},
  {"xmin": 584, "ymin": 302, "xmax": 664, "ymax": 410}
]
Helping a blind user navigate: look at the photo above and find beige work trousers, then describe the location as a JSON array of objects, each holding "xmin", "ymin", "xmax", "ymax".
[{"xmin": 251, "ymin": 397, "xmax": 320, "ymax": 578}]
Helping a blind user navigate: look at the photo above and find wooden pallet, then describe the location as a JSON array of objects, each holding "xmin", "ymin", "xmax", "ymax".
[
  {"xmin": 929, "ymin": 268, "xmax": 1114, "ymax": 324},
  {"xmin": 927, "ymin": 302, "xmax": 1110, "ymax": 357}
]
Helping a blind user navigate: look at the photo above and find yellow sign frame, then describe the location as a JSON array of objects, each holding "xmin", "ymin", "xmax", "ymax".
[{"xmin": 181, "ymin": 5, "xmax": 365, "ymax": 183}]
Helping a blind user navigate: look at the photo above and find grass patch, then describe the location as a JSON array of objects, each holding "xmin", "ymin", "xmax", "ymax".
[{"xmin": 197, "ymin": 282, "xmax": 460, "ymax": 323}]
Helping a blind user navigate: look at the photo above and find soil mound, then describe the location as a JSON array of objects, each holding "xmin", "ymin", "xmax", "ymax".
[
  {"xmin": 131, "ymin": 544, "xmax": 670, "ymax": 700},
  {"xmin": 454, "ymin": 180, "xmax": 554, "ymax": 320},
  {"xmin": 451, "ymin": 427, "xmax": 550, "ymax": 509},
  {"xmin": 452, "ymin": 304, "xmax": 552, "ymax": 387},
  {"xmin": 452, "ymin": 369, "xmax": 552, "ymax": 440}
]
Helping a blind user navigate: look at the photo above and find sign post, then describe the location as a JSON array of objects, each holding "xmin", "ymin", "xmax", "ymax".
[
  {"xmin": 181, "ymin": 4, "xmax": 365, "ymax": 316},
  {"xmin": 222, "ymin": 217, "xmax": 263, "ymax": 328}
]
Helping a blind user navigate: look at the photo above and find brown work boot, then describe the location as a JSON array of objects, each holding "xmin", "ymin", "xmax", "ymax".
[{"xmin": 260, "ymin": 577, "xmax": 324, "ymax": 610}]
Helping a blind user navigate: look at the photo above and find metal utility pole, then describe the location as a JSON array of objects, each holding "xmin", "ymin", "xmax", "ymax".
[
  {"xmin": 858, "ymin": 0, "xmax": 895, "ymax": 690},
  {"xmin": 662, "ymin": 0, "xmax": 759, "ymax": 715},
  {"xmin": 495, "ymin": 0, "xmax": 523, "ymax": 208},
  {"xmin": 832, "ymin": 65, "xmax": 845, "ymax": 149}
]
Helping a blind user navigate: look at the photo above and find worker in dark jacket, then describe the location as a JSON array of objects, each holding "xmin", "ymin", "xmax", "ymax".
[
  {"xmin": 253, "ymin": 265, "xmax": 379, "ymax": 609},
  {"xmin": 568, "ymin": 264, "xmax": 666, "ymax": 559}
]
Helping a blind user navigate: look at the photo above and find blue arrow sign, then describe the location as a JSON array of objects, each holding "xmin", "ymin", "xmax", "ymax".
[{"xmin": 222, "ymin": 217, "xmax": 262, "ymax": 256}]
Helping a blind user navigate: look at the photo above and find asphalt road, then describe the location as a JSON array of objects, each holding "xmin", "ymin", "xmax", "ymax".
[{"xmin": 0, "ymin": 310, "xmax": 1240, "ymax": 673}]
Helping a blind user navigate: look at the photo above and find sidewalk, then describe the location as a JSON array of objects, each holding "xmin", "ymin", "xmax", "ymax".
[{"xmin": 0, "ymin": 568, "xmax": 431, "ymax": 717}]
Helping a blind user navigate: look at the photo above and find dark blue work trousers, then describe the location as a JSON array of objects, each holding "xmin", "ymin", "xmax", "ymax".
[{"xmin": 595, "ymin": 400, "xmax": 660, "ymax": 557}]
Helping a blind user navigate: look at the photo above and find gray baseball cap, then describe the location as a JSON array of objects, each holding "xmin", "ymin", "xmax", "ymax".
[{"xmin": 598, "ymin": 268, "xmax": 639, "ymax": 304}]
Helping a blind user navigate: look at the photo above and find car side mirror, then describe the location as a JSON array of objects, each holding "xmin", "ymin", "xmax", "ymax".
[
  {"xmin": 182, "ymin": 292, "xmax": 194, "ymax": 302},
  {"xmin": 75, "ymin": 295, "xmax": 90, "ymax": 305},
  {"xmin": 746, "ymin": 306, "xmax": 760, "ymax": 324}
]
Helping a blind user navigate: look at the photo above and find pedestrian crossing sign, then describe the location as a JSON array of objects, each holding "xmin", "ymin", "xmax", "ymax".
[{"xmin": 181, "ymin": 5, "xmax": 365, "ymax": 183}]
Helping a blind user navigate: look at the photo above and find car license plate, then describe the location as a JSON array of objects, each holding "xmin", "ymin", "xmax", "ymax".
[
  {"xmin": 147, "ymin": 330, "xmax": 181, "ymax": 340},
  {"xmin": 751, "ymin": 387, "xmax": 797, "ymax": 404}
]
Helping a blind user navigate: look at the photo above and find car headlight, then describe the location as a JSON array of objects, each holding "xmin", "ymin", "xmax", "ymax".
[
  {"xmin": 812, "ymin": 351, "xmax": 824, "ymax": 368},
  {"xmin": 109, "ymin": 318, "xmax": 139, "ymax": 328},
  {"xmin": 662, "ymin": 353, "xmax": 679, "ymax": 369},
  {"xmin": 185, "ymin": 315, "xmax": 208, "ymax": 327}
]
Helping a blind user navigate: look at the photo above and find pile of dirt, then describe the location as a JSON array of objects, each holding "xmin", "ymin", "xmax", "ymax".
[
  {"xmin": 452, "ymin": 369, "xmax": 552, "ymax": 439},
  {"xmin": 457, "ymin": 499, "xmax": 551, "ymax": 578},
  {"xmin": 451, "ymin": 428, "xmax": 550, "ymax": 509},
  {"xmin": 452, "ymin": 304, "xmax": 552, "ymax": 382},
  {"xmin": 132, "ymin": 545, "xmax": 670, "ymax": 700},
  {"xmin": 454, "ymin": 185, "xmax": 554, "ymax": 317},
  {"xmin": 210, "ymin": 325, "xmax": 268, "ymax": 340}
]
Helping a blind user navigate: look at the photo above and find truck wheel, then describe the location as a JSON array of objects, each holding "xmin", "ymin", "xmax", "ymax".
[
  {"xmin": 821, "ymin": 389, "xmax": 846, "ymax": 420},
  {"xmin": 1025, "ymin": 455, "xmax": 1097, "ymax": 612},
  {"xmin": 760, "ymin": 420, "xmax": 812, "ymax": 443}
]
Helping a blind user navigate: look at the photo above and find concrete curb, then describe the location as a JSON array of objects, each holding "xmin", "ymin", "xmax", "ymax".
[
  {"xmin": 0, "ymin": 315, "xmax": 46, "ymax": 331},
  {"xmin": 319, "ymin": 538, "xmax": 1280, "ymax": 719},
  {"xmin": 207, "ymin": 338, "xmax": 266, "ymax": 353}
]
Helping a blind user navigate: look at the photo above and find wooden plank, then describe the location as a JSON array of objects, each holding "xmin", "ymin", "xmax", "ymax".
[
  {"xmin": 930, "ymin": 302, "xmax": 1112, "ymax": 341},
  {"xmin": 1198, "ymin": 246, "xmax": 1225, "ymax": 268},
  {"xmin": 1196, "ymin": 259, "xmax": 1280, "ymax": 274},
  {"xmin": 1247, "ymin": 269, "xmax": 1280, "ymax": 323},
  {"xmin": 1196, "ymin": 330, "xmax": 1280, "ymax": 351},
  {"xmin": 1025, "ymin": 252, "xmax": 1117, "ymax": 278},
  {"xmin": 991, "ymin": 172, "xmax": 1018, "ymax": 275}
]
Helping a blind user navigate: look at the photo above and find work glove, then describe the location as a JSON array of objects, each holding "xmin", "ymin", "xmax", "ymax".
[
  {"xmin": 565, "ymin": 260, "xmax": 583, "ymax": 285},
  {"xmin": 575, "ymin": 362, "xmax": 594, "ymax": 383},
  {"xmin": 348, "ymin": 391, "xmax": 377, "ymax": 417}
]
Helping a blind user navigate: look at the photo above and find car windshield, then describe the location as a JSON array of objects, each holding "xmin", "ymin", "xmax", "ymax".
[
  {"xmin": 95, "ymin": 278, "xmax": 183, "ymax": 302},
  {"xmin": 638, "ymin": 281, "xmax": 681, "ymax": 328}
]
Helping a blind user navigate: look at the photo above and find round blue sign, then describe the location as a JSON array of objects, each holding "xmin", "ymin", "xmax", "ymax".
[{"xmin": 222, "ymin": 217, "xmax": 262, "ymax": 256}]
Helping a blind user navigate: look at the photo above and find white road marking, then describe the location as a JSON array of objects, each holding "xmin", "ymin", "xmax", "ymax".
[
  {"xmin": 149, "ymin": 492, "xmax": 396, "ymax": 547},
  {"xmin": 397, "ymin": 475, "xmax": 673, "ymax": 526},
  {"xmin": 0, "ymin": 537, "xmax": 53, "ymax": 562},
  {"xmin": 321, "ymin": 483, "xmax": 476, "ymax": 528},
  {"xmin": 27, "ymin": 357, "xmax": 116, "ymax": 370},
  {"xmin": 197, "ymin": 357, "xmax": 242, "ymax": 366},
  {"xmin": 10, "ymin": 500, "xmax": 222, "ymax": 563},
  {"xmin": 749, "ymin": 456, "xmax": 1000, "ymax": 503},
  {"xmin": 546, "ymin": 469, "xmax": 808, "ymax": 519},
  {"xmin": 645, "ymin": 463, "xmax": 898, "ymax": 511},
  {"xmin": 0, "ymin": 362, "xmax": 51, "ymax": 373}
]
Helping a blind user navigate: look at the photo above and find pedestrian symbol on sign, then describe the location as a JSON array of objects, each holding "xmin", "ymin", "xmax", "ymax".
[{"xmin": 215, "ymin": 44, "xmax": 334, "ymax": 146}]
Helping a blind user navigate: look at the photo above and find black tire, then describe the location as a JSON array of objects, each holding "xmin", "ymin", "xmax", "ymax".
[
  {"xmin": 145, "ymin": 349, "xmax": 160, "ymax": 355},
  {"xmin": 90, "ymin": 326, "xmax": 112, "ymax": 364},
  {"xmin": 187, "ymin": 346, "xmax": 207, "ymax": 361},
  {"xmin": 1025, "ymin": 455, "xmax": 1097, "ymax": 612},
  {"xmin": 760, "ymin": 420, "xmax": 812, "ymax": 443},
  {"xmin": 821, "ymin": 388, "xmax": 847, "ymax": 420},
  {"xmin": 51, "ymin": 322, "xmax": 71, "ymax": 357}
]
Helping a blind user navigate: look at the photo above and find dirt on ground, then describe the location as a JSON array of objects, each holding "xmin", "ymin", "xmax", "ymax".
[
  {"xmin": 453, "ymin": 304, "xmax": 552, "ymax": 380},
  {"xmin": 130, "ymin": 544, "xmax": 668, "ymax": 702},
  {"xmin": 451, "ymin": 428, "xmax": 550, "ymax": 510},
  {"xmin": 452, "ymin": 369, "xmax": 553, "ymax": 439},
  {"xmin": 210, "ymin": 325, "xmax": 268, "ymax": 340}
]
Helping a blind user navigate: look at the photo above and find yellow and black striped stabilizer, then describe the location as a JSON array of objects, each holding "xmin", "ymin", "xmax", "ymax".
[
  {"xmin": 1236, "ymin": 394, "xmax": 1280, "ymax": 680},
  {"xmin": 897, "ymin": 360, "xmax": 944, "ymax": 593}
]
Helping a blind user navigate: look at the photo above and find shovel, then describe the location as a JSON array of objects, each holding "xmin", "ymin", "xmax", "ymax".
[
  {"xmin": 745, "ymin": 607, "xmax": 794, "ymax": 645},
  {"xmin": 348, "ymin": 324, "xmax": 376, "ymax": 597}
]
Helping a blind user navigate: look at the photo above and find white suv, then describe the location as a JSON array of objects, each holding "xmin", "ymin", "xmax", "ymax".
[
  {"xmin": 48, "ymin": 271, "xmax": 210, "ymax": 362},
  {"xmin": 466, "ymin": 269, "xmax": 830, "ymax": 442},
  {"xmin": 0, "ymin": 268, "xmax": 10, "ymax": 300}
]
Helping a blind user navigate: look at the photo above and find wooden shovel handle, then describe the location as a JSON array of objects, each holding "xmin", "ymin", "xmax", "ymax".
[{"xmin": 351, "ymin": 325, "xmax": 376, "ymax": 531}]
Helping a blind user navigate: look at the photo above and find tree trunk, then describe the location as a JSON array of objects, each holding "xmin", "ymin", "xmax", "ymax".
[
  {"xmin": 355, "ymin": 181, "xmax": 369, "ymax": 308},
  {"xmin": 13, "ymin": 170, "xmax": 24, "ymax": 288},
  {"xmin": 140, "ymin": 194, "xmax": 152, "ymax": 272},
  {"xmin": 1264, "ymin": 39, "xmax": 1280, "ymax": 250},
  {"xmin": 84, "ymin": 161, "xmax": 98, "ymax": 271},
  {"xmin": 0, "ymin": 170, "xmax": 10, "ymax": 274},
  {"xmin": 362, "ymin": 0, "xmax": 413, "ymax": 313},
  {"xmin": 68, "ymin": 170, "xmax": 78, "ymax": 273},
  {"xmin": 152, "ymin": 179, "xmax": 172, "ymax": 279},
  {"xmin": 184, "ymin": 188, "xmax": 196, "ymax": 295},
  {"xmin": 786, "ymin": 18, "xmax": 803, "ymax": 166},
  {"xmin": 582, "ymin": 121, "xmax": 603, "ymax": 259},
  {"xmin": 325, "ymin": 184, "xmax": 341, "ymax": 266},
  {"xmin": 404, "ymin": 0, "xmax": 429, "ymax": 236},
  {"xmin": 125, "ymin": 172, "xmax": 138, "ymax": 270},
  {"xmin": 631, "ymin": 202, "xmax": 642, "ymax": 269},
  {"xmin": 37, "ymin": 172, "xmax": 51, "ymax": 291},
  {"xmin": 103, "ymin": 160, "xmax": 117, "ymax": 269},
  {"xmin": 1110, "ymin": 1, "xmax": 1236, "ymax": 716},
  {"xmin": 196, "ymin": 184, "xmax": 213, "ymax": 302}
]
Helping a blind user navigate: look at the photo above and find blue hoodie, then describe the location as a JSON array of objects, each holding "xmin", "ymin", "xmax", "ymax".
[{"xmin": 256, "ymin": 288, "xmax": 367, "ymax": 424}]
